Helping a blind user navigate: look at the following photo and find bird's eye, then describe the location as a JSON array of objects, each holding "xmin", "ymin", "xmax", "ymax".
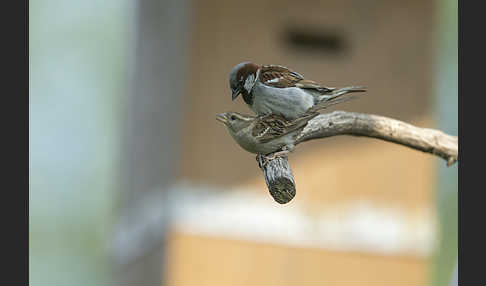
[{"xmin": 230, "ymin": 115, "xmax": 237, "ymax": 121}]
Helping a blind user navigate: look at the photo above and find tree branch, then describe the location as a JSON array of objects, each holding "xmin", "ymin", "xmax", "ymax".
[
  {"xmin": 257, "ymin": 155, "xmax": 296, "ymax": 204},
  {"xmin": 296, "ymin": 111, "xmax": 458, "ymax": 165},
  {"xmin": 259, "ymin": 111, "xmax": 458, "ymax": 204}
]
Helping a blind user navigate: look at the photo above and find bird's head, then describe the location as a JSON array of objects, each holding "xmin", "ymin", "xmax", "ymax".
[
  {"xmin": 229, "ymin": 62, "xmax": 260, "ymax": 101},
  {"xmin": 216, "ymin": 112, "xmax": 254, "ymax": 134}
]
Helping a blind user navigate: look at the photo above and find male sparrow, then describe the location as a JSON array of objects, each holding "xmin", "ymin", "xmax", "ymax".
[
  {"xmin": 216, "ymin": 111, "xmax": 318, "ymax": 157},
  {"xmin": 229, "ymin": 62, "xmax": 366, "ymax": 120}
]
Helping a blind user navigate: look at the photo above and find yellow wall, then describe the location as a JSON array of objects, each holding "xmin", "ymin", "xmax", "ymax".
[{"xmin": 165, "ymin": 232, "xmax": 430, "ymax": 286}]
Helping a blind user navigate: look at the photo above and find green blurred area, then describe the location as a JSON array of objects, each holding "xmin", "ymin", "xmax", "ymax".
[
  {"xmin": 29, "ymin": 1, "xmax": 133, "ymax": 285},
  {"xmin": 431, "ymin": 0, "xmax": 458, "ymax": 285}
]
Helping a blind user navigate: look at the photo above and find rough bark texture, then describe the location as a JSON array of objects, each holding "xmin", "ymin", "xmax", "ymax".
[
  {"xmin": 258, "ymin": 111, "xmax": 458, "ymax": 204},
  {"xmin": 257, "ymin": 155, "xmax": 296, "ymax": 204},
  {"xmin": 296, "ymin": 111, "xmax": 458, "ymax": 166}
]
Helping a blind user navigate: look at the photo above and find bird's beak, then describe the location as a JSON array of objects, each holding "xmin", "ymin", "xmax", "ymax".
[
  {"xmin": 231, "ymin": 88, "xmax": 241, "ymax": 100},
  {"xmin": 216, "ymin": 113, "xmax": 228, "ymax": 124}
]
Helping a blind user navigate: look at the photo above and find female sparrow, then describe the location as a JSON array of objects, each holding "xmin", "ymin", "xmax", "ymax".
[
  {"xmin": 216, "ymin": 111, "xmax": 318, "ymax": 157},
  {"xmin": 229, "ymin": 62, "xmax": 366, "ymax": 120}
]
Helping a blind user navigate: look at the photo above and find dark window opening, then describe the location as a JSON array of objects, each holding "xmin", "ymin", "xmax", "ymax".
[{"xmin": 282, "ymin": 27, "xmax": 347, "ymax": 55}]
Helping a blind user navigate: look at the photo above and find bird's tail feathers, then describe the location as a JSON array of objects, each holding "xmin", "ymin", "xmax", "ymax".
[
  {"xmin": 311, "ymin": 86, "xmax": 366, "ymax": 112},
  {"xmin": 330, "ymin": 86, "xmax": 366, "ymax": 96}
]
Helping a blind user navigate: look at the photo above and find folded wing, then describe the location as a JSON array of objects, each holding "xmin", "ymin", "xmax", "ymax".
[
  {"xmin": 259, "ymin": 65, "xmax": 334, "ymax": 94},
  {"xmin": 253, "ymin": 112, "xmax": 319, "ymax": 143}
]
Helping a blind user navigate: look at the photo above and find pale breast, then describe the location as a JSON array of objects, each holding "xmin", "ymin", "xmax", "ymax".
[
  {"xmin": 251, "ymin": 82, "xmax": 314, "ymax": 120},
  {"xmin": 231, "ymin": 126, "xmax": 298, "ymax": 155}
]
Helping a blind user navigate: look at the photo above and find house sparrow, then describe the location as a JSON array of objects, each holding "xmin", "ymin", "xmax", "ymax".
[
  {"xmin": 229, "ymin": 62, "xmax": 366, "ymax": 120},
  {"xmin": 216, "ymin": 111, "xmax": 318, "ymax": 159}
]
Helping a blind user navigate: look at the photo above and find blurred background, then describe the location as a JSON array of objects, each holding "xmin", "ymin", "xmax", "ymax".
[{"xmin": 29, "ymin": 0, "xmax": 458, "ymax": 285}]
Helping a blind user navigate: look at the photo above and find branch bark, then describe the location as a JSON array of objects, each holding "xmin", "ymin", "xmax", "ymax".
[
  {"xmin": 257, "ymin": 155, "xmax": 296, "ymax": 204},
  {"xmin": 259, "ymin": 111, "xmax": 458, "ymax": 204}
]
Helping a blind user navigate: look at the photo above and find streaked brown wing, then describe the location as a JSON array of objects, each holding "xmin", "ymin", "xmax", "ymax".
[
  {"xmin": 259, "ymin": 65, "xmax": 334, "ymax": 93},
  {"xmin": 258, "ymin": 65, "xmax": 304, "ymax": 88},
  {"xmin": 253, "ymin": 113, "xmax": 319, "ymax": 143}
]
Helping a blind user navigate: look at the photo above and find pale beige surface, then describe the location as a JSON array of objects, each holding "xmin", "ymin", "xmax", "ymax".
[{"xmin": 164, "ymin": 232, "xmax": 430, "ymax": 286}]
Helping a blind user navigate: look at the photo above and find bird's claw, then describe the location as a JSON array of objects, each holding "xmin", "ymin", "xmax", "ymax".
[{"xmin": 257, "ymin": 150, "xmax": 290, "ymax": 169}]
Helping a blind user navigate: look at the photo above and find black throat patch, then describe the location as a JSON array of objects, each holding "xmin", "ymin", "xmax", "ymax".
[{"xmin": 241, "ymin": 90, "xmax": 254, "ymax": 106}]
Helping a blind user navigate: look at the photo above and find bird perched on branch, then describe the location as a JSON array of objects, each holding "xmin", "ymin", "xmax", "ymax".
[
  {"xmin": 216, "ymin": 111, "xmax": 318, "ymax": 162},
  {"xmin": 229, "ymin": 62, "xmax": 366, "ymax": 120}
]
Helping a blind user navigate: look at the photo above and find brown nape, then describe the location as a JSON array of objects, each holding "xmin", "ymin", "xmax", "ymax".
[{"xmin": 236, "ymin": 62, "xmax": 259, "ymax": 81}]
